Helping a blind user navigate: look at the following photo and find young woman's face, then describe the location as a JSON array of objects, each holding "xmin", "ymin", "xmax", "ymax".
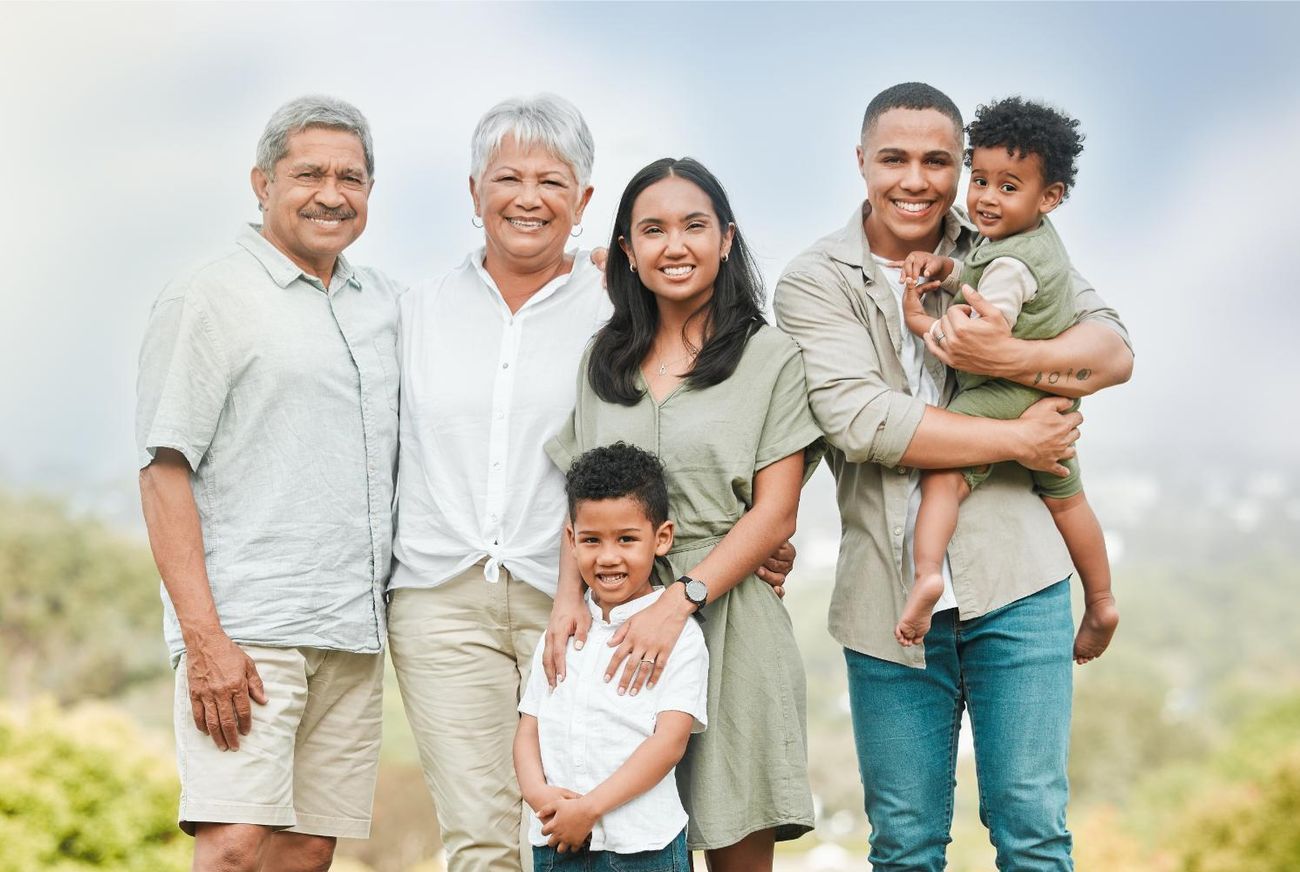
[{"xmin": 619, "ymin": 175, "xmax": 734, "ymax": 311}]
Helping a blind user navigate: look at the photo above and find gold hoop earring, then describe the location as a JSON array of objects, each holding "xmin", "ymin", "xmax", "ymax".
[
  {"xmin": 721, "ymin": 253, "xmax": 729, "ymax": 262},
  {"xmin": 629, "ymin": 263, "xmax": 637, "ymax": 273}
]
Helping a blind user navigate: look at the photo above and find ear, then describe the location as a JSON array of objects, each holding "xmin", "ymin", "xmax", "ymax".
[
  {"xmin": 574, "ymin": 185, "xmax": 595, "ymax": 223},
  {"xmin": 617, "ymin": 234, "xmax": 634, "ymax": 268},
  {"xmin": 654, "ymin": 520, "xmax": 674, "ymax": 556},
  {"xmin": 250, "ymin": 166, "xmax": 271, "ymax": 210},
  {"xmin": 1039, "ymin": 182, "xmax": 1065, "ymax": 214},
  {"xmin": 720, "ymin": 222, "xmax": 736, "ymax": 262},
  {"xmin": 468, "ymin": 174, "xmax": 481, "ymax": 218},
  {"xmin": 856, "ymin": 143, "xmax": 868, "ymax": 181},
  {"xmin": 565, "ymin": 521, "xmax": 576, "ymax": 549}
]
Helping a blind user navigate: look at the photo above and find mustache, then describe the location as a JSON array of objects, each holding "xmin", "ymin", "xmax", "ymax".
[{"xmin": 300, "ymin": 206, "xmax": 357, "ymax": 220}]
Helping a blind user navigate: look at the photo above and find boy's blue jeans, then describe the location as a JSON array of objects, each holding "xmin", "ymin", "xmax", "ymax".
[
  {"xmin": 845, "ymin": 579, "xmax": 1074, "ymax": 872},
  {"xmin": 532, "ymin": 829, "xmax": 689, "ymax": 871}
]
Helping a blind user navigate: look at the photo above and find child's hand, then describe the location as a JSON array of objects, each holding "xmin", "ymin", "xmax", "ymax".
[
  {"xmin": 540, "ymin": 795, "xmax": 600, "ymax": 853},
  {"xmin": 526, "ymin": 784, "xmax": 580, "ymax": 815},
  {"xmin": 889, "ymin": 252, "xmax": 953, "ymax": 293}
]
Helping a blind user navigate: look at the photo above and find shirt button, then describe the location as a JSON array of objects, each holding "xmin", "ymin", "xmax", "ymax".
[
  {"xmin": 893, "ymin": 527, "xmax": 903, "ymax": 537},
  {"xmin": 502, "ymin": 362, "xmax": 510, "ymax": 369},
  {"xmin": 493, "ymin": 462, "xmax": 501, "ymax": 469},
  {"xmin": 897, "ymin": 466, "xmax": 908, "ymax": 475}
]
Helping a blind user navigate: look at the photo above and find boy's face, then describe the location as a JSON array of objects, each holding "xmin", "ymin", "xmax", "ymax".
[
  {"xmin": 966, "ymin": 146, "xmax": 1065, "ymax": 240},
  {"xmin": 569, "ymin": 496, "xmax": 674, "ymax": 618}
]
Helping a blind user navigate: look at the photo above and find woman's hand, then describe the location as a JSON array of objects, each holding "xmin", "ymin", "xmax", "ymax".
[
  {"xmin": 543, "ymin": 592, "xmax": 593, "ymax": 688},
  {"xmin": 755, "ymin": 539, "xmax": 796, "ymax": 598},
  {"xmin": 605, "ymin": 591, "xmax": 692, "ymax": 696}
]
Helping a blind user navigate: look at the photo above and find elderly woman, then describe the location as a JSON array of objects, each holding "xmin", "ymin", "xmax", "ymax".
[{"xmin": 387, "ymin": 95, "xmax": 606, "ymax": 872}]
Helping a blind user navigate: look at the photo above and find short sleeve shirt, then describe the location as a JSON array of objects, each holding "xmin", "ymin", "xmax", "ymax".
[
  {"xmin": 519, "ymin": 589, "xmax": 709, "ymax": 853},
  {"xmin": 136, "ymin": 225, "xmax": 401, "ymax": 661}
]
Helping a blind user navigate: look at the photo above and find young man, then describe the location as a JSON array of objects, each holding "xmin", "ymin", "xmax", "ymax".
[
  {"xmin": 137, "ymin": 96, "xmax": 400, "ymax": 872},
  {"xmin": 514, "ymin": 443, "xmax": 707, "ymax": 871},
  {"xmin": 773, "ymin": 82, "xmax": 1133, "ymax": 870}
]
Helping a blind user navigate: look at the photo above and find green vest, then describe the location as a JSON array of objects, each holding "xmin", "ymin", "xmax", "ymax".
[{"xmin": 956, "ymin": 216, "xmax": 1077, "ymax": 392}]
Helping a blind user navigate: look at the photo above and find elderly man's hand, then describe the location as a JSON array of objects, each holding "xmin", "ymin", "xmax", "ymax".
[
  {"xmin": 184, "ymin": 631, "xmax": 267, "ymax": 751},
  {"xmin": 923, "ymin": 285, "xmax": 1017, "ymax": 377},
  {"xmin": 755, "ymin": 539, "xmax": 796, "ymax": 598}
]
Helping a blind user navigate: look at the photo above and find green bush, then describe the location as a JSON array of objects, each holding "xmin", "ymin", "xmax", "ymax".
[
  {"xmin": 1176, "ymin": 748, "xmax": 1300, "ymax": 872},
  {"xmin": 0, "ymin": 700, "xmax": 188, "ymax": 871}
]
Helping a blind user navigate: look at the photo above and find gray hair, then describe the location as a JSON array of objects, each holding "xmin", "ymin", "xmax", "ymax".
[
  {"xmin": 255, "ymin": 95, "xmax": 375, "ymax": 179},
  {"xmin": 470, "ymin": 94, "xmax": 594, "ymax": 190}
]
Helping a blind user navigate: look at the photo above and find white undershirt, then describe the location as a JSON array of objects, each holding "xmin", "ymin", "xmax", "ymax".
[{"xmin": 872, "ymin": 254, "xmax": 957, "ymax": 613}]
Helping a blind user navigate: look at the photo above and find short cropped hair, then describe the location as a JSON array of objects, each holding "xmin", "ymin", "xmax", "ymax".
[
  {"xmin": 565, "ymin": 442, "xmax": 669, "ymax": 528},
  {"xmin": 861, "ymin": 82, "xmax": 963, "ymax": 143},
  {"xmin": 255, "ymin": 95, "xmax": 374, "ymax": 179},
  {"xmin": 965, "ymin": 97, "xmax": 1085, "ymax": 194},
  {"xmin": 470, "ymin": 93, "xmax": 595, "ymax": 189}
]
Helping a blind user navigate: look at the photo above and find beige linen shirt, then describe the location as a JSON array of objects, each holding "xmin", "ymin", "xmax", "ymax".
[{"xmin": 774, "ymin": 204, "xmax": 1131, "ymax": 668}]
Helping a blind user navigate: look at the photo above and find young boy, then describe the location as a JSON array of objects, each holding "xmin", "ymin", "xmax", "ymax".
[
  {"xmin": 894, "ymin": 96, "xmax": 1119, "ymax": 664},
  {"xmin": 514, "ymin": 442, "xmax": 707, "ymax": 870}
]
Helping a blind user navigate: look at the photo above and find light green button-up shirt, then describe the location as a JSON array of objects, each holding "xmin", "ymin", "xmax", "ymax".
[
  {"xmin": 774, "ymin": 204, "xmax": 1131, "ymax": 668},
  {"xmin": 136, "ymin": 225, "xmax": 401, "ymax": 663}
]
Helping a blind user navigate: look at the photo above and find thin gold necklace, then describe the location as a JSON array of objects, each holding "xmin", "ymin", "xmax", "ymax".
[{"xmin": 654, "ymin": 345, "xmax": 698, "ymax": 376}]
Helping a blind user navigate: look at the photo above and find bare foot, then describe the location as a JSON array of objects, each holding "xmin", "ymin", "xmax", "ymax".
[
  {"xmin": 895, "ymin": 572, "xmax": 945, "ymax": 646},
  {"xmin": 1074, "ymin": 594, "xmax": 1119, "ymax": 664}
]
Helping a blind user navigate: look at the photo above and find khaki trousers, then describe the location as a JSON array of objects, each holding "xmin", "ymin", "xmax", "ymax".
[{"xmin": 389, "ymin": 561, "xmax": 553, "ymax": 872}]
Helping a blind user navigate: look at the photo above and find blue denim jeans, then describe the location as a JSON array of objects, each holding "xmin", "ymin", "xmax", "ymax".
[
  {"xmin": 845, "ymin": 579, "xmax": 1074, "ymax": 872},
  {"xmin": 533, "ymin": 829, "xmax": 690, "ymax": 872}
]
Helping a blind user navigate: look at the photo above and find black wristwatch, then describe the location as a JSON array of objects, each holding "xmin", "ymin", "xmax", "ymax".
[{"xmin": 675, "ymin": 575, "xmax": 709, "ymax": 620}]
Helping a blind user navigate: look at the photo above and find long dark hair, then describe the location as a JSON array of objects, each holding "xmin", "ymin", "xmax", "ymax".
[{"xmin": 588, "ymin": 157, "xmax": 765, "ymax": 406}]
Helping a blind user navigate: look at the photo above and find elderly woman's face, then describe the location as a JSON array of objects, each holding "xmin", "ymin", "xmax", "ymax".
[{"xmin": 471, "ymin": 134, "xmax": 593, "ymax": 267}]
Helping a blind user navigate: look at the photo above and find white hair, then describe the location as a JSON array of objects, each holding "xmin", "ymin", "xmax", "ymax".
[
  {"xmin": 255, "ymin": 95, "xmax": 374, "ymax": 179},
  {"xmin": 470, "ymin": 94, "xmax": 594, "ymax": 189}
]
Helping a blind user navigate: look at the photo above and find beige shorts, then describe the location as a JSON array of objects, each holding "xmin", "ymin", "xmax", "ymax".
[{"xmin": 173, "ymin": 644, "xmax": 384, "ymax": 838}]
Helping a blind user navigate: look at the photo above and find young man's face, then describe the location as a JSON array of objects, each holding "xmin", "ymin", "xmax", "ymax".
[
  {"xmin": 966, "ymin": 146, "xmax": 1064, "ymax": 240},
  {"xmin": 857, "ymin": 107, "xmax": 962, "ymax": 261},
  {"xmin": 568, "ymin": 496, "xmax": 673, "ymax": 619}
]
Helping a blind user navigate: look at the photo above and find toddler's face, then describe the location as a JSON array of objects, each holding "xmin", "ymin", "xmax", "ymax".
[
  {"xmin": 569, "ymin": 496, "xmax": 674, "ymax": 618},
  {"xmin": 966, "ymin": 146, "xmax": 1065, "ymax": 239}
]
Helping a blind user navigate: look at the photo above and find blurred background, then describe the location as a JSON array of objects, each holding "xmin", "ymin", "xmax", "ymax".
[{"xmin": 3, "ymin": 2, "xmax": 1300, "ymax": 870}]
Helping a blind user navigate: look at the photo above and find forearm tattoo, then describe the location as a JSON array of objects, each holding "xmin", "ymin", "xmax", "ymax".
[{"xmin": 1034, "ymin": 367, "xmax": 1091, "ymax": 386}]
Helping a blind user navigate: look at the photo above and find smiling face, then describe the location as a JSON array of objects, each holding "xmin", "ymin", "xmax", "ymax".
[
  {"xmin": 569, "ymin": 495, "xmax": 673, "ymax": 620},
  {"xmin": 966, "ymin": 146, "xmax": 1064, "ymax": 240},
  {"xmin": 250, "ymin": 126, "xmax": 372, "ymax": 282},
  {"xmin": 857, "ymin": 107, "xmax": 962, "ymax": 261},
  {"xmin": 618, "ymin": 174, "xmax": 734, "ymax": 313},
  {"xmin": 470, "ymin": 134, "xmax": 593, "ymax": 271}
]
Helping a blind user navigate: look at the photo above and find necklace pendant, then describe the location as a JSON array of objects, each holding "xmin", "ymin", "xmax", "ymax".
[{"xmin": 658, "ymin": 363, "xmax": 667, "ymax": 376}]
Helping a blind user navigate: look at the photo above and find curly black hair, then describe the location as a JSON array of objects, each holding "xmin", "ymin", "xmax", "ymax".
[
  {"xmin": 565, "ymin": 442, "xmax": 669, "ymax": 527},
  {"xmin": 965, "ymin": 97, "xmax": 1085, "ymax": 195}
]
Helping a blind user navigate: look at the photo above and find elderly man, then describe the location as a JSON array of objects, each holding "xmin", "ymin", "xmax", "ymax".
[
  {"xmin": 137, "ymin": 95, "xmax": 400, "ymax": 872},
  {"xmin": 775, "ymin": 82, "xmax": 1133, "ymax": 870}
]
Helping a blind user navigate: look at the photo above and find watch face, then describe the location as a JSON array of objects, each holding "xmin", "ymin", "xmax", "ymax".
[{"xmin": 684, "ymin": 578, "xmax": 708, "ymax": 604}]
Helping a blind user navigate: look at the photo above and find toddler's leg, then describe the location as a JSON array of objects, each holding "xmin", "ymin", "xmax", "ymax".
[
  {"xmin": 896, "ymin": 469, "xmax": 968, "ymax": 647},
  {"xmin": 1042, "ymin": 491, "xmax": 1118, "ymax": 664}
]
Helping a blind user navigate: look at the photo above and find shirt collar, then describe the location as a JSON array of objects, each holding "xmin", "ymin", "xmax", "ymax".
[
  {"xmin": 236, "ymin": 223, "xmax": 363, "ymax": 292},
  {"xmin": 827, "ymin": 202, "xmax": 974, "ymax": 278},
  {"xmin": 466, "ymin": 246, "xmax": 594, "ymax": 312},
  {"xmin": 585, "ymin": 587, "xmax": 664, "ymax": 626}
]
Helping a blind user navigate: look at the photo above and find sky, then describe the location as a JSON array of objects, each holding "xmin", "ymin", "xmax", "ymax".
[{"xmin": 3, "ymin": 1, "xmax": 1300, "ymax": 501}]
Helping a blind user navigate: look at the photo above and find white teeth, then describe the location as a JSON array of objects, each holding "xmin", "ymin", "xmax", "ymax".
[
  {"xmin": 309, "ymin": 218, "xmax": 341, "ymax": 226},
  {"xmin": 507, "ymin": 218, "xmax": 545, "ymax": 229},
  {"xmin": 894, "ymin": 201, "xmax": 930, "ymax": 213},
  {"xmin": 662, "ymin": 266, "xmax": 693, "ymax": 276}
]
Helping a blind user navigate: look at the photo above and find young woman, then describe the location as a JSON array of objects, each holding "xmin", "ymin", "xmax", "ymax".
[{"xmin": 545, "ymin": 158, "xmax": 823, "ymax": 871}]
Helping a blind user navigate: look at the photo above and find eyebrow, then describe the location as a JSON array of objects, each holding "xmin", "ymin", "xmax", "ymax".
[
  {"xmin": 288, "ymin": 162, "xmax": 366, "ymax": 176},
  {"xmin": 876, "ymin": 147, "xmax": 953, "ymax": 161},
  {"xmin": 635, "ymin": 211, "xmax": 713, "ymax": 228},
  {"xmin": 576, "ymin": 527, "xmax": 644, "ymax": 535}
]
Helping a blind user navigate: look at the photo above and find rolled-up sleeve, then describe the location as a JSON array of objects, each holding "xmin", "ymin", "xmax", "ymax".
[
  {"xmin": 774, "ymin": 266, "xmax": 925, "ymax": 468},
  {"xmin": 1069, "ymin": 266, "xmax": 1133, "ymax": 354},
  {"xmin": 136, "ymin": 292, "xmax": 230, "ymax": 471}
]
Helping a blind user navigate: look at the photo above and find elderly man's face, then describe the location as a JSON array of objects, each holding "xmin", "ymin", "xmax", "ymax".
[
  {"xmin": 251, "ymin": 127, "xmax": 372, "ymax": 280},
  {"xmin": 856, "ymin": 108, "xmax": 962, "ymax": 261}
]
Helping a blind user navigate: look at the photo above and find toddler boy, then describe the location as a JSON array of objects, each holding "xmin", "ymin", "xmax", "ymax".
[
  {"xmin": 514, "ymin": 442, "xmax": 707, "ymax": 869},
  {"xmin": 895, "ymin": 96, "xmax": 1119, "ymax": 664}
]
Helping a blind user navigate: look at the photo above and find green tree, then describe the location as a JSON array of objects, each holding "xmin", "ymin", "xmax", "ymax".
[
  {"xmin": 0, "ymin": 490, "xmax": 167, "ymax": 702},
  {"xmin": 0, "ymin": 701, "xmax": 188, "ymax": 871}
]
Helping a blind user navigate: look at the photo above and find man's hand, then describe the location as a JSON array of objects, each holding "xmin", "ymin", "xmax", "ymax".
[
  {"xmin": 605, "ymin": 594, "xmax": 691, "ymax": 696},
  {"xmin": 1014, "ymin": 397, "xmax": 1082, "ymax": 477},
  {"xmin": 923, "ymin": 285, "xmax": 1016, "ymax": 376},
  {"xmin": 543, "ymin": 594, "xmax": 593, "ymax": 688},
  {"xmin": 184, "ymin": 632, "xmax": 267, "ymax": 751},
  {"xmin": 539, "ymin": 795, "xmax": 599, "ymax": 854},
  {"xmin": 755, "ymin": 539, "xmax": 796, "ymax": 598}
]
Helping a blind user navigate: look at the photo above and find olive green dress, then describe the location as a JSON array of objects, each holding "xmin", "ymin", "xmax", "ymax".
[{"xmin": 545, "ymin": 324, "xmax": 824, "ymax": 850}]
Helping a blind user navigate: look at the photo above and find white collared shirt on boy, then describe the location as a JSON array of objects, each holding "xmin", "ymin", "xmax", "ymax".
[{"xmin": 518, "ymin": 588, "xmax": 709, "ymax": 853}]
